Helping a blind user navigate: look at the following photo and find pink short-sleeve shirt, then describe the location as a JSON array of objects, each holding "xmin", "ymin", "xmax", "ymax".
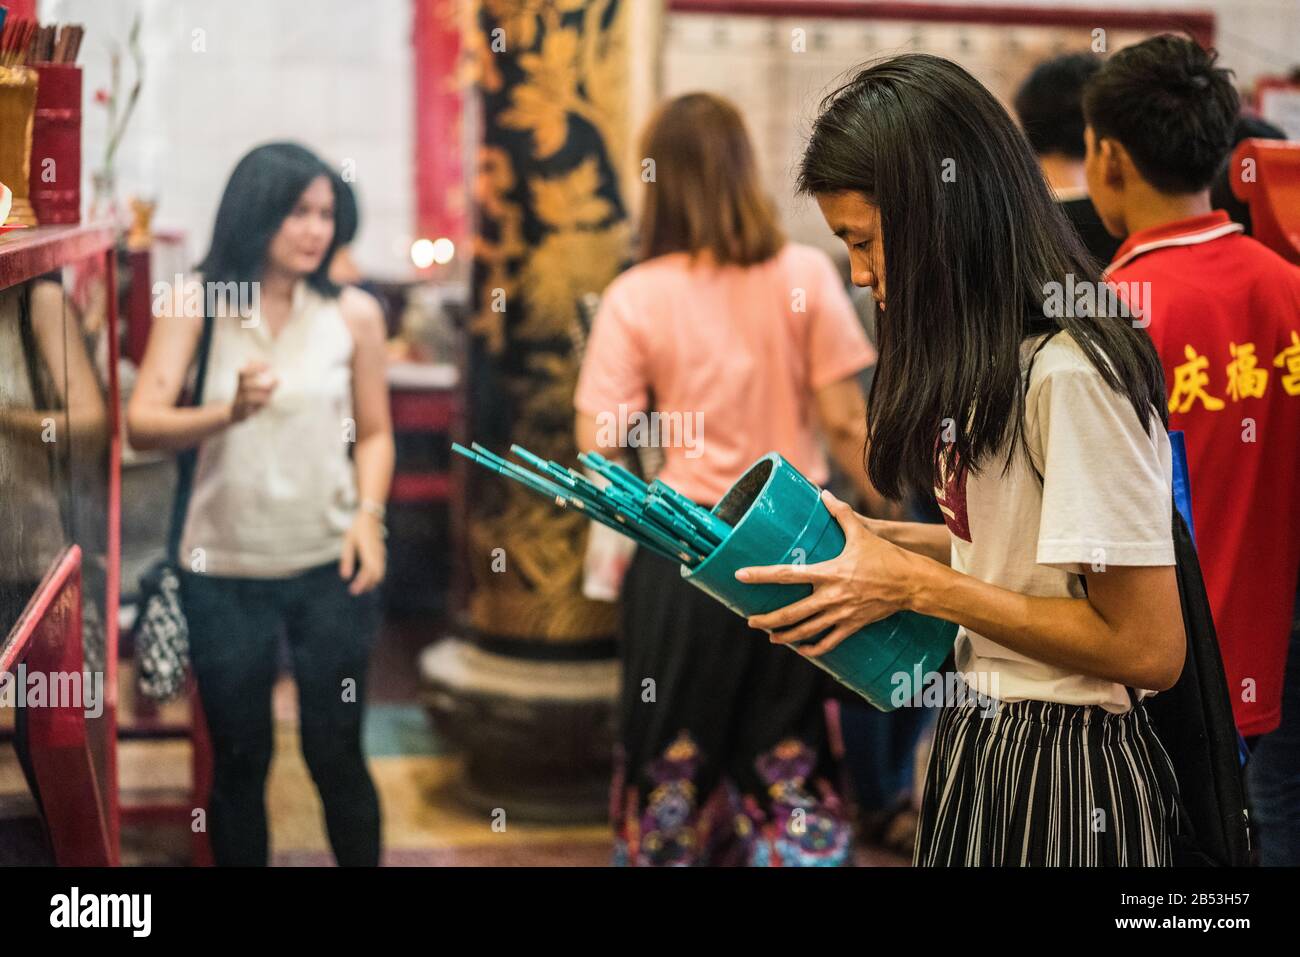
[{"xmin": 574, "ymin": 243, "xmax": 876, "ymax": 504}]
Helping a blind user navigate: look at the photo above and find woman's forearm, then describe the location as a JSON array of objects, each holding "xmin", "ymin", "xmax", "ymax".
[
  {"xmin": 826, "ymin": 428, "xmax": 897, "ymax": 518},
  {"xmin": 127, "ymin": 402, "xmax": 233, "ymax": 452},
  {"xmin": 903, "ymin": 555, "xmax": 1178, "ymax": 690},
  {"xmin": 353, "ymin": 431, "xmax": 394, "ymax": 506},
  {"xmin": 865, "ymin": 518, "xmax": 951, "ymax": 565}
]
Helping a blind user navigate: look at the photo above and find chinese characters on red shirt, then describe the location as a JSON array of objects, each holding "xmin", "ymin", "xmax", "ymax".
[{"xmin": 1168, "ymin": 330, "xmax": 1300, "ymax": 413}]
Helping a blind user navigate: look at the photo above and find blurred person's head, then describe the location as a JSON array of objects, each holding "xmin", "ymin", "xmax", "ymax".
[
  {"xmin": 1210, "ymin": 113, "xmax": 1288, "ymax": 234},
  {"xmin": 798, "ymin": 54, "xmax": 1165, "ymax": 500},
  {"xmin": 332, "ymin": 173, "xmax": 359, "ymax": 248},
  {"xmin": 329, "ymin": 173, "xmax": 364, "ymax": 285},
  {"xmin": 1014, "ymin": 52, "xmax": 1102, "ymax": 160},
  {"xmin": 198, "ymin": 142, "xmax": 341, "ymax": 294},
  {"xmin": 639, "ymin": 92, "xmax": 784, "ymax": 266},
  {"xmin": 1082, "ymin": 35, "xmax": 1238, "ymax": 237}
]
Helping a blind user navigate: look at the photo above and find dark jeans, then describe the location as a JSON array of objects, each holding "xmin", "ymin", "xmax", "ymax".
[
  {"xmin": 1246, "ymin": 594, "xmax": 1300, "ymax": 866},
  {"xmin": 839, "ymin": 698, "xmax": 935, "ymax": 812},
  {"xmin": 181, "ymin": 561, "xmax": 381, "ymax": 866}
]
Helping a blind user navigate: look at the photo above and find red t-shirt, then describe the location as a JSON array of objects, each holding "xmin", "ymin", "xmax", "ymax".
[{"xmin": 1108, "ymin": 211, "xmax": 1300, "ymax": 736}]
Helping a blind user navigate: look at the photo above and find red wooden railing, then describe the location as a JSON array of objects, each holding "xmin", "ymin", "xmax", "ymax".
[{"xmin": 1, "ymin": 547, "xmax": 114, "ymax": 865}]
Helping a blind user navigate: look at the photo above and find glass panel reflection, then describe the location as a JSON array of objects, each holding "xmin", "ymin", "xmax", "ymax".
[
  {"xmin": 0, "ymin": 277, "xmax": 71, "ymax": 641},
  {"xmin": 1, "ymin": 257, "xmax": 113, "ymax": 829}
]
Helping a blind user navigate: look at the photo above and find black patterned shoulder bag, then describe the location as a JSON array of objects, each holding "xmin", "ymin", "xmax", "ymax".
[{"xmin": 132, "ymin": 312, "xmax": 215, "ymax": 702}]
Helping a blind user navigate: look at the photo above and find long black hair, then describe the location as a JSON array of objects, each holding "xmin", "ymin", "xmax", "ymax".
[
  {"xmin": 197, "ymin": 142, "xmax": 341, "ymax": 296},
  {"xmin": 798, "ymin": 54, "xmax": 1167, "ymax": 500}
]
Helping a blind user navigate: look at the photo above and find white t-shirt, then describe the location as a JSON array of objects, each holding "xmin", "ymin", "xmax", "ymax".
[{"xmin": 939, "ymin": 332, "xmax": 1174, "ymax": 713}]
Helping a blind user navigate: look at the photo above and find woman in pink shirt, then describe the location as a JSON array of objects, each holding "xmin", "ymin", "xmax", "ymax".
[{"xmin": 574, "ymin": 93, "xmax": 881, "ymax": 866}]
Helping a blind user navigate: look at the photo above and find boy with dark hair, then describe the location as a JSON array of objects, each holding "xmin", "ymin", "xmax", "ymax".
[
  {"xmin": 1014, "ymin": 52, "xmax": 1119, "ymax": 263},
  {"xmin": 1084, "ymin": 33, "xmax": 1300, "ymax": 864}
]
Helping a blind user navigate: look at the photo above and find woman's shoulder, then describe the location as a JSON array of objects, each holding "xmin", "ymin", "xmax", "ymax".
[
  {"xmin": 336, "ymin": 285, "xmax": 386, "ymax": 342},
  {"xmin": 610, "ymin": 254, "xmax": 690, "ymax": 288},
  {"xmin": 149, "ymin": 271, "xmax": 207, "ymax": 331},
  {"xmin": 595, "ymin": 256, "xmax": 699, "ymax": 317},
  {"xmin": 772, "ymin": 241, "xmax": 841, "ymax": 279},
  {"xmin": 605, "ymin": 244, "xmax": 840, "ymax": 300},
  {"xmin": 776, "ymin": 241, "xmax": 835, "ymax": 266},
  {"xmin": 1026, "ymin": 330, "xmax": 1108, "ymax": 386},
  {"xmin": 1025, "ymin": 330, "xmax": 1163, "ymax": 434}
]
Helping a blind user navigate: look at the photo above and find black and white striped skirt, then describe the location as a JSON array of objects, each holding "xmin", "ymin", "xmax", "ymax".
[{"xmin": 914, "ymin": 687, "xmax": 1181, "ymax": 866}]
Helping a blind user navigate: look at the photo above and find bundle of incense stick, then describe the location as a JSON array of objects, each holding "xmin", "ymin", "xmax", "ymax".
[
  {"xmin": 3, "ymin": 16, "xmax": 85, "ymax": 66},
  {"xmin": 452, "ymin": 443, "xmax": 731, "ymax": 567},
  {"xmin": 33, "ymin": 22, "xmax": 83, "ymax": 64},
  {"xmin": 0, "ymin": 11, "xmax": 37, "ymax": 67}
]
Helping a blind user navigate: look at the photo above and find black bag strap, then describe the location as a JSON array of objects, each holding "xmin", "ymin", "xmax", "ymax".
[{"xmin": 165, "ymin": 312, "xmax": 216, "ymax": 563}]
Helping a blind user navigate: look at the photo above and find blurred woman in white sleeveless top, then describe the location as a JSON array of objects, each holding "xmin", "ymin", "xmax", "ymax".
[{"xmin": 128, "ymin": 142, "xmax": 393, "ymax": 866}]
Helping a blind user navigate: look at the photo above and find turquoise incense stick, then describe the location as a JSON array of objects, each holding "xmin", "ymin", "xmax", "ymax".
[
  {"xmin": 649, "ymin": 480, "xmax": 731, "ymax": 542},
  {"xmin": 647, "ymin": 489, "xmax": 724, "ymax": 546},
  {"xmin": 509, "ymin": 448, "xmax": 609, "ymax": 512},
  {"xmin": 474, "ymin": 444, "xmax": 615, "ymax": 524},
  {"xmin": 602, "ymin": 484, "xmax": 704, "ymax": 564},
  {"xmin": 457, "ymin": 442, "xmax": 711, "ymax": 565},
  {"xmin": 469, "ymin": 443, "xmax": 573, "ymax": 506},
  {"xmin": 455, "ymin": 444, "xmax": 569, "ymax": 508},
  {"xmin": 511, "ymin": 451, "xmax": 631, "ymax": 527},
  {"xmin": 508, "ymin": 445, "xmax": 572, "ymax": 483},
  {"xmin": 525, "ymin": 459, "xmax": 680, "ymax": 559},
  {"xmin": 512, "ymin": 446, "xmax": 623, "ymax": 519},
  {"xmin": 453, "ymin": 443, "xmax": 689, "ymax": 563},
  {"xmin": 577, "ymin": 451, "xmax": 649, "ymax": 497},
  {"xmin": 644, "ymin": 499, "xmax": 715, "ymax": 556},
  {"xmin": 461, "ymin": 444, "xmax": 619, "ymax": 531},
  {"xmin": 560, "ymin": 467, "xmax": 677, "ymax": 546}
]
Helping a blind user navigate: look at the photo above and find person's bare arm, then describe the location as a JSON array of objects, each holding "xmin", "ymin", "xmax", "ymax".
[
  {"xmin": 743, "ymin": 492, "xmax": 1185, "ymax": 691},
  {"xmin": 0, "ymin": 281, "xmax": 109, "ymax": 445},
  {"xmin": 127, "ymin": 290, "xmax": 228, "ymax": 452},
  {"xmin": 127, "ymin": 275, "xmax": 284, "ymax": 451},
  {"xmin": 339, "ymin": 288, "xmax": 394, "ymax": 594},
  {"xmin": 575, "ymin": 411, "xmax": 602, "ymax": 458},
  {"xmin": 902, "ymin": 555, "xmax": 1184, "ymax": 689},
  {"xmin": 33, "ymin": 280, "xmax": 108, "ymax": 448},
  {"xmin": 860, "ymin": 516, "xmax": 952, "ymax": 565}
]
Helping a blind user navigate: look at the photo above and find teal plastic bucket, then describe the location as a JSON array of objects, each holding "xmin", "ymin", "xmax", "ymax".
[{"xmin": 682, "ymin": 453, "xmax": 958, "ymax": 712}]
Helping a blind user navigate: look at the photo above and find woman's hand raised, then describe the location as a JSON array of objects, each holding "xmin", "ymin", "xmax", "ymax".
[{"xmin": 230, "ymin": 360, "xmax": 278, "ymax": 423}]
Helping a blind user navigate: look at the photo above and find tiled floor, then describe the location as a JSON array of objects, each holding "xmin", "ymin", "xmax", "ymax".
[{"xmin": 3, "ymin": 612, "xmax": 911, "ymax": 866}]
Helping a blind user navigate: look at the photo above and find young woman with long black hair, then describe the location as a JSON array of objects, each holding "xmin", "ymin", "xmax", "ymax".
[
  {"xmin": 738, "ymin": 55, "xmax": 1186, "ymax": 866},
  {"xmin": 128, "ymin": 142, "xmax": 393, "ymax": 866}
]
